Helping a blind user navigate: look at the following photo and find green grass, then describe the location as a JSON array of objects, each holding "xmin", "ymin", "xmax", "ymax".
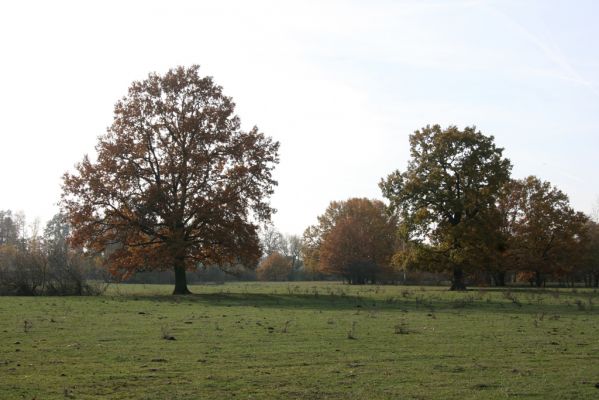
[{"xmin": 1, "ymin": 282, "xmax": 598, "ymax": 399}]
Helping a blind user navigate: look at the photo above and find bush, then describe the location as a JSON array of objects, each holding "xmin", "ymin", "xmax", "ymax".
[
  {"xmin": 0, "ymin": 245, "xmax": 107, "ymax": 296},
  {"xmin": 256, "ymin": 252, "xmax": 293, "ymax": 281}
]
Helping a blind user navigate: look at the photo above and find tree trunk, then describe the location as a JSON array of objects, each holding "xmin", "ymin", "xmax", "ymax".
[
  {"xmin": 534, "ymin": 271, "xmax": 543, "ymax": 288},
  {"xmin": 450, "ymin": 267, "xmax": 467, "ymax": 291},
  {"xmin": 493, "ymin": 271, "xmax": 506, "ymax": 287},
  {"xmin": 173, "ymin": 263, "xmax": 192, "ymax": 295}
]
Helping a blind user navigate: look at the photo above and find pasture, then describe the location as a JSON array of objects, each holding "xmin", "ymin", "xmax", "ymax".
[{"xmin": 1, "ymin": 282, "xmax": 598, "ymax": 399}]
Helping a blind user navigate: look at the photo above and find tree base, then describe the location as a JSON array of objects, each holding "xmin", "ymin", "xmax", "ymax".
[
  {"xmin": 173, "ymin": 264, "xmax": 192, "ymax": 295},
  {"xmin": 172, "ymin": 287, "xmax": 193, "ymax": 295},
  {"xmin": 449, "ymin": 282, "xmax": 467, "ymax": 291},
  {"xmin": 450, "ymin": 267, "xmax": 467, "ymax": 291}
]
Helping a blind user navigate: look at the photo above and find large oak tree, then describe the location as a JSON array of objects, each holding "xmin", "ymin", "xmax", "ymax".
[
  {"xmin": 62, "ymin": 66, "xmax": 279, "ymax": 294},
  {"xmin": 380, "ymin": 125, "xmax": 512, "ymax": 290}
]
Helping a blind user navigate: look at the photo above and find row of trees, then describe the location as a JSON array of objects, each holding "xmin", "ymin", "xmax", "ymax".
[
  {"xmin": 5, "ymin": 65, "xmax": 592, "ymax": 295},
  {"xmin": 302, "ymin": 125, "xmax": 599, "ymax": 289},
  {"xmin": 0, "ymin": 211, "xmax": 106, "ymax": 295}
]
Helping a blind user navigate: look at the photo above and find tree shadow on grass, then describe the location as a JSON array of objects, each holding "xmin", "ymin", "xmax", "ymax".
[{"xmin": 122, "ymin": 290, "xmax": 598, "ymax": 317}]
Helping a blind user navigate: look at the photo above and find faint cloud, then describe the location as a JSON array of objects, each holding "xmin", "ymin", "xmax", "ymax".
[{"xmin": 488, "ymin": 4, "xmax": 599, "ymax": 97}]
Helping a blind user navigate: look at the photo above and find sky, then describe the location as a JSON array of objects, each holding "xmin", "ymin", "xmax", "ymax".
[{"xmin": 1, "ymin": 0, "xmax": 598, "ymax": 236}]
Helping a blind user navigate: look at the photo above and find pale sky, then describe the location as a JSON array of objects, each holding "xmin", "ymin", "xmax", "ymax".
[{"xmin": 1, "ymin": 0, "xmax": 598, "ymax": 236}]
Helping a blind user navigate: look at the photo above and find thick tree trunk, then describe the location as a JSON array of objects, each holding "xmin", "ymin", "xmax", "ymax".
[
  {"xmin": 493, "ymin": 271, "xmax": 506, "ymax": 287},
  {"xmin": 534, "ymin": 271, "xmax": 544, "ymax": 288},
  {"xmin": 450, "ymin": 267, "xmax": 467, "ymax": 291},
  {"xmin": 173, "ymin": 264, "xmax": 192, "ymax": 295}
]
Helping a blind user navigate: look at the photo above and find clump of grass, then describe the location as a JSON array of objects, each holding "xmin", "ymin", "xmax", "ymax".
[
  {"xmin": 532, "ymin": 312, "xmax": 545, "ymax": 328},
  {"xmin": 281, "ymin": 320, "xmax": 291, "ymax": 333},
  {"xmin": 502, "ymin": 289, "xmax": 513, "ymax": 299},
  {"xmin": 347, "ymin": 321, "xmax": 357, "ymax": 339},
  {"xmin": 502, "ymin": 290, "xmax": 522, "ymax": 307},
  {"xmin": 161, "ymin": 326, "xmax": 176, "ymax": 340},
  {"xmin": 394, "ymin": 319, "xmax": 410, "ymax": 334},
  {"xmin": 63, "ymin": 387, "xmax": 75, "ymax": 398},
  {"xmin": 451, "ymin": 294, "xmax": 477, "ymax": 308},
  {"xmin": 511, "ymin": 297, "xmax": 522, "ymax": 307},
  {"xmin": 537, "ymin": 312, "xmax": 545, "ymax": 321},
  {"xmin": 415, "ymin": 294, "xmax": 434, "ymax": 308}
]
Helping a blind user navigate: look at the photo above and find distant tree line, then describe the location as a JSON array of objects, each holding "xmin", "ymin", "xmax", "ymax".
[
  {"xmin": 6, "ymin": 66, "xmax": 597, "ymax": 293},
  {"xmin": 303, "ymin": 125, "xmax": 599, "ymax": 289},
  {"xmin": 0, "ymin": 211, "xmax": 107, "ymax": 295}
]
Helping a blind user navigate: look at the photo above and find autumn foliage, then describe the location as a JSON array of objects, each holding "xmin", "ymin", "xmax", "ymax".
[
  {"xmin": 495, "ymin": 176, "xmax": 588, "ymax": 286},
  {"xmin": 303, "ymin": 198, "xmax": 397, "ymax": 284},
  {"xmin": 61, "ymin": 66, "xmax": 279, "ymax": 294},
  {"xmin": 256, "ymin": 252, "xmax": 293, "ymax": 281},
  {"xmin": 381, "ymin": 125, "xmax": 512, "ymax": 290}
]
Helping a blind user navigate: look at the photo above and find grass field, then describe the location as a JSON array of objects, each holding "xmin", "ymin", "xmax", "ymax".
[{"xmin": 1, "ymin": 282, "xmax": 598, "ymax": 399}]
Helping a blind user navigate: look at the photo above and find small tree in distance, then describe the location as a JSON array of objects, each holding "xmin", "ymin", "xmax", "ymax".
[
  {"xmin": 256, "ymin": 252, "xmax": 292, "ymax": 281},
  {"xmin": 303, "ymin": 198, "xmax": 397, "ymax": 284},
  {"xmin": 62, "ymin": 66, "xmax": 279, "ymax": 294}
]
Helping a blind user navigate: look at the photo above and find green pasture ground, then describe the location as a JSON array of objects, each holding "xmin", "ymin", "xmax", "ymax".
[{"xmin": 1, "ymin": 282, "xmax": 598, "ymax": 399}]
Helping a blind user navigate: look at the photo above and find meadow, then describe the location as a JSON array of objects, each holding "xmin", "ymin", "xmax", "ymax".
[{"xmin": 1, "ymin": 282, "xmax": 598, "ymax": 399}]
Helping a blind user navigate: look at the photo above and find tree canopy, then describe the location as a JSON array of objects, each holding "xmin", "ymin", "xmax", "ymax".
[
  {"xmin": 62, "ymin": 65, "xmax": 279, "ymax": 294},
  {"xmin": 303, "ymin": 198, "xmax": 397, "ymax": 284},
  {"xmin": 256, "ymin": 252, "xmax": 293, "ymax": 281},
  {"xmin": 498, "ymin": 176, "xmax": 588, "ymax": 286},
  {"xmin": 380, "ymin": 125, "xmax": 512, "ymax": 290}
]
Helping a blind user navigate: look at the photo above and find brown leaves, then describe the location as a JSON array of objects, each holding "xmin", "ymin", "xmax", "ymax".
[
  {"xmin": 61, "ymin": 65, "xmax": 279, "ymax": 279},
  {"xmin": 498, "ymin": 176, "xmax": 588, "ymax": 280},
  {"xmin": 304, "ymin": 198, "xmax": 398, "ymax": 284},
  {"xmin": 381, "ymin": 125, "xmax": 512, "ymax": 275},
  {"xmin": 256, "ymin": 252, "xmax": 293, "ymax": 281}
]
